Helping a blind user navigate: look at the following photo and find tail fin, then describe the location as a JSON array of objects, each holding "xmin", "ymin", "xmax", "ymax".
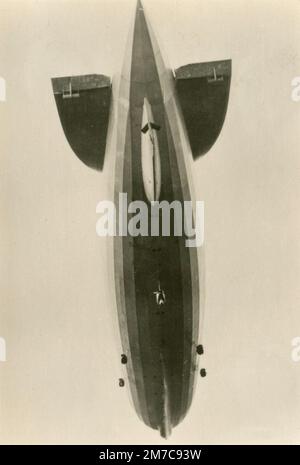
[
  {"xmin": 51, "ymin": 74, "xmax": 111, "ymax": 171},
  {"xmin": 175, "ymin": 60, "xmax": 231, "ymax": 159}
]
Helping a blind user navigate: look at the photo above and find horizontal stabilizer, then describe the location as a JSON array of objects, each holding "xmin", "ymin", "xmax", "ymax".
[
  {"xmin": 175, "ymin": 60, "xmax": 231, "ymax": 159},
  {"xmin": 51, "ymin": 74, "xmax": 111, "ymax": 171}
]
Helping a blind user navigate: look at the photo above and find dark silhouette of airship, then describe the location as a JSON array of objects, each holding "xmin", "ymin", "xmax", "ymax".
[{"xmin": 51, "ymin": 0, "xmax": 231, "ymax": 438}]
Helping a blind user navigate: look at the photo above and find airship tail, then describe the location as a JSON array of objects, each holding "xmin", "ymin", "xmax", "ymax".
[{"xmin": 51, "ymin": 74, "xmax": 112, "ymax": 171}]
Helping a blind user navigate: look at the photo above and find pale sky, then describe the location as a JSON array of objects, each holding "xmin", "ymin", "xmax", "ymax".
[{"xmin": 0, "ymin": 0, "xmax": 300, "ymax": 444}]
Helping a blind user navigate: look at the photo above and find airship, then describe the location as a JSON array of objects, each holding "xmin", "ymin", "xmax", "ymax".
[{"xmin": 51, "ymin": 0, "xmax": 231, "ymax": 438}]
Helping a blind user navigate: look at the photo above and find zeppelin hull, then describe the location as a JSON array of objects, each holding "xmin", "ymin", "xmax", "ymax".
[
  {"xmin": 113, "ymin": 2, "xmax": 200, "ymax": 436},
  {"xmin": 50, "ymin": 0, "xmax": 231, "ymax": 440}
]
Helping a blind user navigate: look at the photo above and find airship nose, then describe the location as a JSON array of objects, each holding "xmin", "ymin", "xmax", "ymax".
[{"xmin": 159, "ymin": 420, "xmax": 172, "ymax": 439}]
